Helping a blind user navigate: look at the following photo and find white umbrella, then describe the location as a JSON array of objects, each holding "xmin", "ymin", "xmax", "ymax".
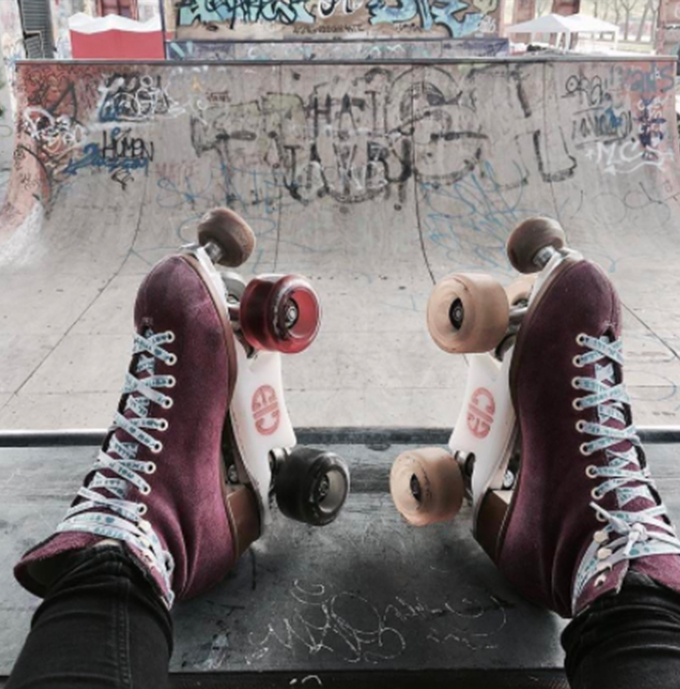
[
  {"xmin": 507, "ymin": 12, "xmax": 619, "ymax": 49},
  {"xmin": 563, "ymin": 14, "xmax": 620, "ymax": 48},
  {"xmin": 506, "ymin": 13, "xmax": 574, "ymax": 34},
  {"xmin": 506, "ymin": 13, "xmax": 574, "ymax": 49}
]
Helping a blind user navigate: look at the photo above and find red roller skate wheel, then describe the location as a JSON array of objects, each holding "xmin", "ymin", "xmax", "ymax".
[{"xmin": 240, "ymin": 275, "xmax": 320, "ymax": 354}]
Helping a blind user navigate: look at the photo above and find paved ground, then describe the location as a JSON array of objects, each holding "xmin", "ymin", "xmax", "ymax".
[{"xmin": 0, "ymin": 56, "xmax": 679, "ymax": 430}]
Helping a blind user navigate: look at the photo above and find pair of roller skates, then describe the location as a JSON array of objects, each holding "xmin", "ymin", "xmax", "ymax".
[
  {"xmin": 15, "ymin": 208, "xmax": 349, "ymax": 608},
  {"xmin": 391, "ymin": 218, "xmax": 680, "ymax": 617}
]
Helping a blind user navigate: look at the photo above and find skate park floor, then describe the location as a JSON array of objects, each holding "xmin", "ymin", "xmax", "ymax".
[{"xmin": 0, "ymin": 427, "xmax": 679, "ymax": 688}]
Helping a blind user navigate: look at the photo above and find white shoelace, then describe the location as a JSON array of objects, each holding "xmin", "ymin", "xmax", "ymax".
[
  {"xmin": 572, "ymin": 334, "xmax": 680, "ymax": 608},
  {"xmin": 56, "ymin": 330, "xmax": 178, "ymax": 606}
]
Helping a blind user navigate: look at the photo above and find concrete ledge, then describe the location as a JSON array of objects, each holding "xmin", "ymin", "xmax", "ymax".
[{"xmin": 1, "ymin": 425, "xmax": 678, "ymax": 447}]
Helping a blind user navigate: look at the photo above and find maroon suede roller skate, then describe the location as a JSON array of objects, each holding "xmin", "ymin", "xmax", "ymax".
[
  {"xmin": 391, "ymin": 218, "xmax": 680, "ymax": 618},
  {"xmin": 15, "ymin": 208, "xmax": 349, "ymax": 608}
]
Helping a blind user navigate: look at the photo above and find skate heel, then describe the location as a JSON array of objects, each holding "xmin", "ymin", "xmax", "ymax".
[
  {"xmin": 475, "ymin": 489, "xmax": 512, "ymax": 560},
  {"xmin": 225, "ymin": 484, "xmax": 261, "ymax": 559}
]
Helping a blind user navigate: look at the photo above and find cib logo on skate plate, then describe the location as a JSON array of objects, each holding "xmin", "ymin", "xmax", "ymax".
[
  {"xmin": 252, "ymin": 385, "xmax": 280, "ymax": 436},
  {"xmin": 467, "ymin": 388, "xmax": 495, "ymax": 439}
]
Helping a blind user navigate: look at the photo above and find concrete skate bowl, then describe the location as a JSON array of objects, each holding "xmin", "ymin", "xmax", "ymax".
[{"xmin": 0, "ymin": 57, "xmax": 679, "ymax": 430}]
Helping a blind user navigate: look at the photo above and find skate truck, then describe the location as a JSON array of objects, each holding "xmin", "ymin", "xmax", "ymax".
[
  {"xmin": 390, "ymin": 218, "xmax": 576, "ymax": 555},
  {"xmin": 189, "ymin": 208, "xmax": 350, "ymax": 530}
]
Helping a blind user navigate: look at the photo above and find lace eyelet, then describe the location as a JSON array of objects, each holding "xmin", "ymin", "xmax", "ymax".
[
  {"xmin": 166, "ymin": 376, "xmax": 177, "ymax": 389},
  {"xmin": 580, "ymin": 443, "xmax": 592, "ymax": 456},
  {"xmin": 573, "ymin": 356, "xmax": 584, "ymax": 368},
  {"xmin": 146, "ymin": 462, "xmax": 157, "ymax": 475},
  {"xmin": 591, "ymin": 487, "xmax": 602, "ymax": 500},
  {"xmin": 596, "ymin": 511, "xmax": 607, "ymax": 523},
  {"xmin": 576, "ymin": 333, "xmax": 587, "ymax": 346},
  {"xmin": 140, "ymin": 484, "xmax": 152, "ymax": 496},
  {"xmin": 167, "ymin": 354, "xmax": 178, "ymax": 366},
  {"xmin": 158, "ymin": 419, "xmax": 169, "ymax": 432},
  {"xmin": 161, "ymin": 398, "xmax": 174, "ymax": 410},
  {"xmin": 571, "ymin": 378, "xmax": 581, "ymax": 389},
  {"xmin": 573, "ymin": 399, "xmax": 583, "ymax": 411},
  {"xmin": 166, "ymin": 332, "xmax": 176, "ymax": 343},
  {"xmin": 595, "ymin": 573, "xmax": 608, "ymax": 587},
  {"xmin": 586, "ymin": 465, "xmax": 598, "ymax": 478},
  {"xmin": 576, "ymin": 420, "xmax": 586, "ymax": 433},
  {"xmin": 138, "ymin": 504, "xmax": 148, "ymax": 516},
  {"xmin": 151, "ymin": 441, "xmax": 163, "ymax": 454}
]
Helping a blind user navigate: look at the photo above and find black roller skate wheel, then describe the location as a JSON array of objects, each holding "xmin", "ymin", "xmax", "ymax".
[{"xmin": 275, "ymin": 447, "xmax": 350, "ymax": 526}]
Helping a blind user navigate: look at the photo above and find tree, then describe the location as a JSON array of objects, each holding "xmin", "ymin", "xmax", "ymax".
[
  {"xmin": 618, "ymin": 0, "xmax": 640, "ymax": 39},
  {"xmin": 635, "ymin": 0, "xmax": 659, "ymax": 41}
]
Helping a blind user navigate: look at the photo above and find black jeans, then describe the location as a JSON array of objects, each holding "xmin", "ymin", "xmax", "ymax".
[
  {"xmin": 563, "ymin": 571, "xmax": 680, "ymax": 689},
  {"xmin": 7, "ymin": 547, "xmax": 172, "ymax": 689},
  {"xmin": 7, "ymin": 549, "xmax": 680, "ymax": 688}
]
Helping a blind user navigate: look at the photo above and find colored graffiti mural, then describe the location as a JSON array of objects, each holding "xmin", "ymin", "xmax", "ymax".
[
  {"xmin": 173, "ymin": 0, "xmax": 502, "ymax": 40},
  {"xmin": 366, "ymin": 0, "xmax": 498, "ymax": 37}
]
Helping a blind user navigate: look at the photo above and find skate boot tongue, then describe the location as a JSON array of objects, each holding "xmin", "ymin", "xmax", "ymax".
[{"xmin": 572, "ymin": 333, "xmax": 680, "ymax": 610}]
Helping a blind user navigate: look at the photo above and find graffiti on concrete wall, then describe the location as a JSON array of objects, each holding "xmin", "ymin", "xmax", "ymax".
[
  {"xmin": 98, "ymin": 74, "xmax": 185, "ymax": 123},
  {"xmin": 366, "ymin": 0, "xmax": 498, "ymax": 37},
  {"xmin": 561, "ymin": 64, "xmax": 676, "ymax": 174},
  {"xmin": 9, "ymin": 60, "xmax": 678, "ymax": 218},
  {"xmin": 174, "ymin": 0, "xmax": 502, "ymax": 39}
]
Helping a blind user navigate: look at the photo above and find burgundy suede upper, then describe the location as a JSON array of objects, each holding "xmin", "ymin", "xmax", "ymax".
[
  {"xmin": 497, "ymin": 259, "xmax": 680, "ymax": 618},
  {"xmin": 15, "ymin": 255, "xmax": 236, "ymax": 604}
]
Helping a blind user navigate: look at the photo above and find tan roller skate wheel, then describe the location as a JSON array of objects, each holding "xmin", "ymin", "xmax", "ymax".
[
  {"xmin": 505, "ymin": 274, "xmax": 536, "ymax": 306},
  {"xmin": 506, "ymin": 217, "xmax": 566, "ymax": 274},
  {"xmin": 427, "ymin": 273, "xmax": 509, "ymax": 354},
  {"xmin": 390, "ymin": 447, "xmax": 464, "ymax": 526},
  {"xmin": 198, "ymin": 208, "xmax": 256, "ymax": 268}
]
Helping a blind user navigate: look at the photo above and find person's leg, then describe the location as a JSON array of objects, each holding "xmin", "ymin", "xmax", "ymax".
[
  {"xmin": 562, "ymin": 571, "xmax": 680, "ymax": 689},
  {"xmin": 8, "ymin": 545, "xmax": 171, "ymax": 689}
]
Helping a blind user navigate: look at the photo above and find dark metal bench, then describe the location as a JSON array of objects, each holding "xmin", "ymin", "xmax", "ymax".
[{"xmin": 1, "ymin": 428, "xmax": 677, "ymax": 688}]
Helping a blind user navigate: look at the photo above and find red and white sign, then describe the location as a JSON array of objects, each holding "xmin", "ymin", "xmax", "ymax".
[{"xmin": 69, "ymin": 13, "xmax": 164, "ymax": 60}]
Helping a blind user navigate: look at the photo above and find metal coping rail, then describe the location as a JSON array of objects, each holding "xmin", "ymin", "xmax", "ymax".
[
  {"xmin": 0, "ymin": 426, "xmax": 679, "ymax": 448},
  {"xmin": 14, "ymin": 54, "xmax": 679, "ymax": 67}
]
